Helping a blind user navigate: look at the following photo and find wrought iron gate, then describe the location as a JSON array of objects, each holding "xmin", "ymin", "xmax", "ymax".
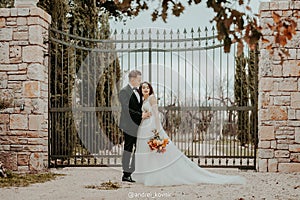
[{"xmin": 49, "ymin": 27, "xmax": 258, "ymax": 169}]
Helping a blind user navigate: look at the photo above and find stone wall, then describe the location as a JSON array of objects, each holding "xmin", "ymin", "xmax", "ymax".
[
  {"xmin": 0, "ymin": 4, "xmax": 51, "ymax": 172},
  {"xmin": 258, "ymin": 0, "xmax": 300, "ymax": 172}
]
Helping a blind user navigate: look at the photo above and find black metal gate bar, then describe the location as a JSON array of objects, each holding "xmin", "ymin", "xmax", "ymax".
[{"xmin": 49, "ymin": 27, "xmax": 258, "ymax": 169}]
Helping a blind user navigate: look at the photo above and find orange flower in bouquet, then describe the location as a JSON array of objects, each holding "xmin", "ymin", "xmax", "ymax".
[{"xmin": 147, "ymin": 129, "xmax": 169, "ymax": 153}]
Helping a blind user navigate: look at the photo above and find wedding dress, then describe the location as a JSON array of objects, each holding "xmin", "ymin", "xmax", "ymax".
[{"xmin": 132, "ymin": 95, "xmax": 246, "ymax": 186}]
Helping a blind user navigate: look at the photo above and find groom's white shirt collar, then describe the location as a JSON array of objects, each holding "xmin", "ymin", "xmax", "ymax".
[
  {"xmin": 129, "ymin": 83, "xmax": 135, "ymax": 89},
  {"xmin": 129, "ymin": 83, "xmax": 140, "ymax": 102}
]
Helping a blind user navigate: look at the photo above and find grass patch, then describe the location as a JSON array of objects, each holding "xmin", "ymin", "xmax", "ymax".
[
  {"xmin": 0, "ymin": 171, "xmax": 64, "ymax": 188},
  {"xmin": 85, "ymin": 180, "xmax": 121, "ymax": 190}
]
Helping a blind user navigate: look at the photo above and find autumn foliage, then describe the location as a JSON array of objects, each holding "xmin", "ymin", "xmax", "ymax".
[{"xmin": 262, "ymin": 12, "xmax": 298, "ymax": 64}]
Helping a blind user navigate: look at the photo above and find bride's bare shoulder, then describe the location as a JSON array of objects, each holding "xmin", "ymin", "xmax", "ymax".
[{"xmin": 149, "ymin": 94, "xmax": 157, "ymax": 105}]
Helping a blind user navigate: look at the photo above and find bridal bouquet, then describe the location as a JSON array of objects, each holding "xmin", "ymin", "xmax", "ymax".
[{"xmin": 147, "ymin": 129, "xmax": 169, "ymax": 153}]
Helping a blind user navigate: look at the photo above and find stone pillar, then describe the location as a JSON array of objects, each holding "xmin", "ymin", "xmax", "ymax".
[
  {"xmin": 258, "ymin": 0, "xmax": 300, "ymax": 172},
  {"xmin": 0, "ymin": 2, "xmax": 51, "ymax": 172},
  {"xmin": 14, "ymin": 0, "xmax": 39, "ymax": 8}
]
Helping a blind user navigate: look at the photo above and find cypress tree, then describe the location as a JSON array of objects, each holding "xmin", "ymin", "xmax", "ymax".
[{"xmin": 234, "ymin": 53, "xmax": 249, "ymax": 146}]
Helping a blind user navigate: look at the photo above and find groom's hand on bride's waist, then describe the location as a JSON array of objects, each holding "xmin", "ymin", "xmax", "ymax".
[{"xmin": 142, "ymin": 111, "xmax": 152, "ymax": 119}]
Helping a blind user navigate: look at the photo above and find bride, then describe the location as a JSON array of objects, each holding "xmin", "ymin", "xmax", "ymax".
[{"xmin": 132, "ymin": 81, "xmax": 246, "ymax": 186}]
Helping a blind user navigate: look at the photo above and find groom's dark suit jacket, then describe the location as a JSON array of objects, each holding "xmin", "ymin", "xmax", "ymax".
[{"xmin": 119, "ymin": 84, "xmax": 142, "ymax": 135}]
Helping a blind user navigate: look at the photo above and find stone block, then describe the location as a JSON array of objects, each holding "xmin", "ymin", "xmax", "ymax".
[
  {"xmin": 0, "ymin": 152, "xmax": 17, "ymax": 171},
  {"xmin": 17, "ymin": 153, "xmax": 29, "ymax": 166},
  {"xmin": 24, "ymin": 145, "xmax": 47, "ymax": 152},
  {"xmin": 7, "ymin": 17, "xmax": 16, "ymax": 22},
  {"xmin": 276, "ymin": 143, "xmax": 289, "ymax": 150},
  {"xmin": 16, "ymin": 26, "xmax": 29, "ymax": 32},
  {"xmin": 27, "ymin": 138, "xmax": 46, "ymax": 145},
  {"xmin": 0, "ymin": 8, "xmax": 10, "ymax": 17},
  {"xmin": 30, "ymin": 7, "xmax": 44, "ymax": 17},
  {"xmin": 289, "ymin": 144, "xmax": 300, "ymax": 152},
  {"xmin": 10, "ymin": 145, "xmax": 24, "ymax": 151},
  {"xmin": 0, "ymin": 145, "xmax": 10, "ymax": 151},
  {"xmin": 259, "ymin": 126, "xmax": 275, "ymax": 140},
  {"xmin": 271, "ymin": 140, "xmax": 277, "ymax": 149},
  {"xmin": 29, "ymin": 115, "xmax": 43, "ymax": 130},
  {"xmin": 0, "ymin": 18, "xmax": 5, "ymax": 28},
  {"xmin": 273, "ymin": 96, "xmax": 290, "ymax": 106},
  {"xmin": 287, "ymin": 34, "xmax": 300, "ymax": 48},
  {"xmin": 9, "ymin": 45, "xmax": 22, "ymax": 58},
  {"xmin": 260, "ymin": 93, "xmax": 271, "ymax": 108},
  {"xmin": 13, "ymin": 31, "xmax": 28, "ymax": 41},
  {"xmin": 258, "ymin": 140, "xmax": 271, "ymax": 149},
  {"xmin": 0, "ymin": 136, "xmax": 19, "ymax": 145},
  {"xmin": 258, "ymin": 108, "xmax": 269, "ymax": 121},
  {"xmin": 0, "ymin": 42, "xmax": 9, "ymax": 63},
  {"xmin": 29, "ymin": 7, "xmax": 51, "ymax": 24},
  {"xmin": 259, "ymin": 2, "xmax": 270, "ymax": 11},
  {"xmin": 288, "ymin": 49, "xmax": 297, "ymax": 60},
  {"xmin": 296, "ymin": 128, "xmax": 300, "ymax": 143},
  {"xmin": 22, "ymin": 46, "xmax": 44, "ymax": 63},
  {"xmin": 9, "ymin": 40, "xmax": 29, "ymax": 46},
  {"xmin": 23, "ymin": 81, "xmax": 40, "ymax": 97},
  {"xmin": 282, "ymin": 10, "xmax": 293, "ymax": 17},
  {"xmin": 275, "ymin": 135, "xmax": 287, "ymax": 139},
  {"xmin": 29, "ymin": 25, "xmax": 43, "ymax": 45},
  {"xmin": 270, "ymin": 106, "xmax": 288, "ymax": 120},
  {"xmin": 296, "ymin": 110, "xmax": 300, "ymax": 120},
  {"xmin": 258, "ymin": 149, "xmax": 274, "ymax": 159},
  {"xmin": 278, "ymin": 163, "xmax": 300, "ymax": 172},
  {"xmin": 258, "ymin": 159, "xmax": 268, "ymax": 172},
  {"xmin": 291, "ymin": 92, "xmax": 300, "ymax": 108},
  {"xmin": 292, "ymin": 1, "xmax": 300, "ymax": 9},
  {"xmin": 29, "ymin": 152, "xmax": 46, "ymax": 171},
  {"xmin": 260, "ymin": 11, "xmax": 271, "ymax": 18},
  {"xmin": 27, "ymin": 17, "xmax": 41, "ymax": 25},
  {"xmin": 279, "ymin": 79, "xmax": 298, "ymax": 92},
  {"xmin": 8, "ymin": 74, "xmax": 27, "ymax": 81},
  {"xmin": 17, "ymin": 8, "xmax": 30, "ymax": 16},
  {"xmin": 288, "ymin": 108, "xmax": 296, "ymax": 120},
  {"xmin": 10, "ymin": 8, "xmax": 18, "ymax": 17},
  {"xmin": 283, "ymin": 60, "xmax": 300, "ymax": 77},
  {"xmin": 291, "ymin": 153, "xmax": 300, "ymax": 162},
  {"xmin": 18, "ymin": 63, "xmax": 27, "ymax": 70},
  {"xmin": 31, "ymin": 99, "xmax": 47, "ymax": 114},
  {"xmin": 268, "ymin": 159, "xmax": 278, "ymax": 172},
  {"xmin": 272, "ymin": 65, "xmax": 282, "ymax": 77},
  {"xmin": 10, "ymin": 114, "xmax": 28, "ymax": 130},
  {"xmin": 274, "ymin": 150, "xmax": 290, "ymax": 158},
  {"xmin": 14, "ymin": 0, "xmax": 39, "ymax": 8},
  {"xmin": 260, "ymin": 60, "xmax": 272, "ymax": 76},
  {"xmin": 269, "ymin": 1, "xmax": 279, "ymax": 10},
  {"xmin": 0, "ymin": 114, "xmax": 9, "ymax": 124},
  {"xmin": 259, "ymin": 78, "xmax": 274, "ymax": 91},
  {"xmin": 27, "ymin": 63, "xmax": 44, "ymax": 81},
  {"xmin": 26, "ymin": 131, "xmax": 39, "ymax": 138},
  {"xmin": 0, "ymin": 73, "xmax": 8, "ymax": 88},
  {"xmin": 278, "ymin": 1, "xmax": 290, "ymax": 10},
  {"xmin": 16, "ymin": 17, "xmax": 27, "ymax": 26}
]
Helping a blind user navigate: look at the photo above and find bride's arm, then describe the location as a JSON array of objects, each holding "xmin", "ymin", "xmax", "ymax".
[{"xmin": 149, "ymin": 95, "xmax": 162, "ymax": 132}]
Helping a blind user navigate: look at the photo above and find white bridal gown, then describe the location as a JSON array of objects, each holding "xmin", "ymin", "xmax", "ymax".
[{"xmin": 132, "ymin": 95, "xmax": 246, "ymax": 186}]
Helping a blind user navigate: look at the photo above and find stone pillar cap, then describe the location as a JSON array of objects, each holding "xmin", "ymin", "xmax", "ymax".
[{"xmin": 14, "ymin": 0, "xmax": 39, "ymax": 8}]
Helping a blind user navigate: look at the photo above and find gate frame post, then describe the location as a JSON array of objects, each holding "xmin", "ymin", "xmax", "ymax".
[{"xmin": 0, "ymin": 2, "xmax": 51, "ymax": 172}]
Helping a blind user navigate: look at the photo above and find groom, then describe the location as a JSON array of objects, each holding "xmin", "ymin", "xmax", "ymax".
[{"xmin": 119, "ymin": 70, "xmax": 150, "ymax": 182}]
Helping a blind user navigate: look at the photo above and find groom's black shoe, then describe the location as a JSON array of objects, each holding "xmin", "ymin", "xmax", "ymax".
[{"xmin": 122, "ymin": 175, "xmax": 136, "ymax": 183}]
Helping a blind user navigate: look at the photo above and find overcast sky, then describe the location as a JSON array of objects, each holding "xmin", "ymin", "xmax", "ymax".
[{"xmin": 110, "ymin": 1, "xmax": 265, "ymax": 31}]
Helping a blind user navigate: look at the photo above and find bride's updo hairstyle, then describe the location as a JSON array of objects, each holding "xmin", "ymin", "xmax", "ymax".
[{"xmin": 139, "ymin": 81, "xmax": 154, "ymax": 96}]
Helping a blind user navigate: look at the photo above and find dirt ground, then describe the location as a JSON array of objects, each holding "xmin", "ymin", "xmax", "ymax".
[{"xmin": 1, "ymin": 167, "xmax": 299, "ymax": 200}]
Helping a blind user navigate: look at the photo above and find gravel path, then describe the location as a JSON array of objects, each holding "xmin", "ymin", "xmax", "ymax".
[{"xmin": 1, "ymin": 167, "xmax": 299, "ymax": 200}]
